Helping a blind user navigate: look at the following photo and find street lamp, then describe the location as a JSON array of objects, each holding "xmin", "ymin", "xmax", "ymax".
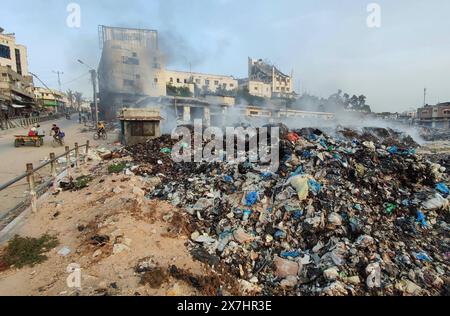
[{"xmin": 78, "ymin": 59, "xmax": 99, "ymax": 126}]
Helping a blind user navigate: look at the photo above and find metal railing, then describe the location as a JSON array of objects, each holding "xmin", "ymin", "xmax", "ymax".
[{"xmin": 0, "ymin": 140, "xmax": 91, "ymax": 228}]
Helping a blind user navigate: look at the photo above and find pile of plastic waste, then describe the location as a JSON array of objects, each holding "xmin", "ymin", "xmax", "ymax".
[{"xmin": 124, "ymin": 126, "xmax": 449, "ymax": 296}]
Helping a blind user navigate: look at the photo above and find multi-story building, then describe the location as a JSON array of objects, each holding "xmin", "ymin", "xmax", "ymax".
[
  {"xmin": 34, "ymin": 87, "xmax": 67, "ymax": 113},
  {"xmin": 165, "ymin": 70, "xmax": 238, "ymax": 97},
  {"xmin": 241, "ymin": 58, "xmax": 295, "ymax": 99},
  {"xmin": 98, "ymin": 26, "xmax": 167, "ymax": 120},
  {"xmin": 417, "ymin": 102, "xmax": 450, "ymax": 130},
  {"xmin": 0, "ymin": 27, "xmax": 35, "ymax": 118}
]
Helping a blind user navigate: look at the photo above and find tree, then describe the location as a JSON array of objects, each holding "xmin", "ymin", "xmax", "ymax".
[
  {"xmin": 350, "ymin": 95, "xmax": 359, "ymax": 110},
  {"xmin": 66, "ymin": 90, "xmax": 74, "ymax": 108},
  {"xmin": 74, "ymin": 92, "xmax": 83, "ymax": 111},
  {"xmin": 358, "ymin": 95, "xmax": 367, "ymax": 108}
]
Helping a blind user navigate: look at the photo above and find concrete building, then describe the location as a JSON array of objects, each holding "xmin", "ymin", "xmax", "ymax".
[
  {"xmin": 417, "ymin": 102, "xmax": 450, "ymax": 129},
  {"xmin": 98, "ymin": 26, "xmax": 167, "ymax": 120},
  {"xmin": 241, "ymin": 58, "xmax": 295, "ymax": 99},
  {"xmin": 0, "ymin": 28, "xmax": 29, "ymax": 76},
  {"xmin": 118, "ymin": 108, "xmax": 162, "ymax": 145},
  {"xmin": 245, "ymin": 106, "xmax": 334, "ymax": 120},
  {"xmin": 0, "ymin": 28, "xmax": 35, "ymax": 118},
  {"xmin": 165, "ymin": 70, "xmax": 238, "ymax": 97},
  {"xmin": 34, "ymin": 87, "xmax": 67, "ymax": 113}
]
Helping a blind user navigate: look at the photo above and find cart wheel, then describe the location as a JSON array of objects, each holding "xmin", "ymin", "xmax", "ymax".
[
  {"xmin": 14, "ymin": 139, "xmax": 21, "ymax": 147},
  {"xmin": 102, "ymin": 132, "xmax": 108, "ymax": 140},
  {"xmin": 93, "ymin": 133, "xmax": 100, "ymax": 140}
]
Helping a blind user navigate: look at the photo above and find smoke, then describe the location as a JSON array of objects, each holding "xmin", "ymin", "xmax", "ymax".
[{"xmin": 159, "ymin": 30, "xmax": 206, "ymax": 69}]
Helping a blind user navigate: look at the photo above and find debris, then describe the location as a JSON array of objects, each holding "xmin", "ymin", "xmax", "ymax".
[
  {"xmin": 120, "ymin": 126, "xmax": 449, "ymax": 296},
  {"xmin": 57, "ymin": 247, "xmax": 71, "ymax": 257}
]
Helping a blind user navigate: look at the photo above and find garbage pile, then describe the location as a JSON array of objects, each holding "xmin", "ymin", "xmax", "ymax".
[
  {"xmin": 420, "ymin": 127, "xmax": 450, "ymax": 142},
  {"xmin": 124, "ymin": 126, "xmax": 449, "ymax": 296}
]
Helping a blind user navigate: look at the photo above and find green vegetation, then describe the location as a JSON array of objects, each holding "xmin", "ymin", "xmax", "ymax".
[
  {"xmin": 74, "ymin": 175, "xmax": 94, "ymax": 190},
  {"xmin": 166, "ymin": 84, "xmax": 193, "ymax": 97},
  {"xmin": 0, "ymin": 234, "xmax": 59, "ymax": 270},
  {"xmin": 108, "ymin": 162, "xmax": 127, "ymax": 174},
  {"xmin": 236, "ymin": 87, "xmax": 266, "ymax": 106}
]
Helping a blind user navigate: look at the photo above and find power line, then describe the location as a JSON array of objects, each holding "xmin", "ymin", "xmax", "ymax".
[
  {"xmin": 62, "ymin": 72, "xmax": 90, "ymax": 86},
  {"xmin": 52, "ymin": 70, "xmax": 64, "ymax": 92}
]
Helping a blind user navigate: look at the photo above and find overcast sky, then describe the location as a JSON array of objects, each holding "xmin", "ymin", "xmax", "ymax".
[{"xmin": 2, "ymin": 0, "xmax": 449, "ymax": 112}]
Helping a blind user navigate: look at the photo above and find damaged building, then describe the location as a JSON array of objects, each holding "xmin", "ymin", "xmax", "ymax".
[
  {"xmin": 98, "ymin": 26, "xmax": 166, "ymax": 120},
  {"xmin": 240, "ymin": 58, "xmax": 295, "ymax": 99}
]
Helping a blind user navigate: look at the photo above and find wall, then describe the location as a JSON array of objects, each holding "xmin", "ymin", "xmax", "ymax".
[
  {"xmin": 165, "ymin": 70, "xmax": 237, "ymax": 96},
  {"xmin": 122, "ymin": 120, "xmax": 161, "ymax": 145},
  {"xmin": 0, "ymin": 33, "xmax": 29, "ymax": 76},
  {"xmin": 248, "ymin": 80, "xmax": 272, "ymax": 98}
]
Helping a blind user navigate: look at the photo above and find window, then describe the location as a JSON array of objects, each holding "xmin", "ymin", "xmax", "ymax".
[
  {"xmin": 136, "ymin": 74, "xmax": 141, "ymax": 79},
  {"xmin": 184, "ymin": 79, "xmax": 187, "ymax": 84},
  {"xmin": 15, "ymin": 49, "xmax": 22, "ymax": 75},
  {"xmin": 170, "ymin": 78, "xmax": 173, "ymax": 83},
  {"xmin": 444, "ymin": 110, "xmax": 450, "ymax": 115},
  {"xmin": 177, "ymin": 78, "xmax": 181, "ymax": 83},
  {"xmin": 250, "ymin": 111, "xmax": 259, "ymax": 115},
  {"xmin": 230, "ymin": 84, "xmax": 234, "ymax": 88},
  {"xmin": 205, "ymin": 80, "xmax": 210, "ymax": 85},
  {"xmin": 154, "ymin": 78, "xmax": 158, "ymax": 83},
  {"xmin": 123, "ymin": 79, "xmax": 135, "ymax": 87},
  {"xmin": 195, "ymin": 79, "xmax": 201, "ymax": 84},
  {"xmin": 130, "ymin": 121, "xmax": 156, "ymax": 136},
  {"xmin": 0, "ymin": 44, "xmax": 11, "ymax": 59},
  {"xmin": 254, "ymin": 87, "xmax": 258, "ymax": 91},
  {"xmin": 223, "ymin": 83, "xmax": 227, "ymax": 89},
  {"xmin": 214, "ymin": 80, "xmax": 219, "ymax": 85},
  {"xmin": 122, "ymin": 56, "xmax": 139, "ymax": 65},
  {"xmin": 153, "ymin": 63, "xmax": 160, "ymax": 69},
  {"xmin": 132, "ymin": 52, "xmax": 137, "ymax": 57}
]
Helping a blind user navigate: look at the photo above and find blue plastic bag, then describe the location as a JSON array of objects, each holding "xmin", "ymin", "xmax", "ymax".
[
  {"xmin": 245, "ymin": 192, "xmax": 258, "ymax": 206},
  {"xmin": 416, "ymin": 210, "xmax": 428, "ymax": 228},
  {"xmin": 280, "ymin": 250, "xmax": 301, "ymax": 258},
  {"xmin": 308, "ymin": 179, "xmax": 321, "ymax": 194},
  {"xmin": 223, "ymin": 175, "xmax": 233, "ymax": 183},
  {"xmin": 387, "ymin": 146, "xmax": 398, "ymax": 154},
  {"xmin": 436, "ymin": 183, "xmax": 449, "ymax": 195}
]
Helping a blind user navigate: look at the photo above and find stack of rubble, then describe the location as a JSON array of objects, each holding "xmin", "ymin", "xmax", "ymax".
[{"xmin": 123, "ymin": 126, "xmax": 449, "ymax": 296}]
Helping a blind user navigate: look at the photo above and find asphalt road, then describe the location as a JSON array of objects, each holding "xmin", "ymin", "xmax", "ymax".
[{"xmin": 0, "ymin": 115, "xmax": 118, "ymax": 217}]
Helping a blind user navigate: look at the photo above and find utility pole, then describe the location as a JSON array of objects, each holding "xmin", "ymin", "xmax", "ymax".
[
  {"xmin": 90, "ymin": 69, "xmax": 99, "ymax": 126},
  {"xmin": 423, "ymin": 88, "xmax": 427, "ymax": 106},
  {"xmin": 52, "ymin": 71, "xmax": 64, "ymax": 92},
  {"xmin": 78, "ymin": 60, "xmax": 98, "ymax": 126}
]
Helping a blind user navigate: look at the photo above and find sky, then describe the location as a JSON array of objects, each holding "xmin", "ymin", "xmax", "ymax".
[{"xmin": 1, "ymin": 0, "xmax": 450, "ymax": 112}]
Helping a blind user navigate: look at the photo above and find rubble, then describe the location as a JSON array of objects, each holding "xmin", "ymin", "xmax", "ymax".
[{"xmin": 116, "ymin": 124, "xmax": 450, "ymax": 296}]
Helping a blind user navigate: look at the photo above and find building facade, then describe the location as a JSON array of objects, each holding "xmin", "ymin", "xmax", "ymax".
[
  {"xmin": 0, "ymin": 28, "xmax": 35, "ymax": 118},
  {"xmin": 34, "ymin": 87, "xmax": 67, "ymax": 113},
  {"xmin": 242, "ymin": 58, "xmax": 295, "ymax": 99},
  {"xmin": 98, "ymin": 26, "xmax": 167, "ymax": 120},
  {"xmin": 165, "ymin": 70, "xmax": 238, "ymax": 97},
  {"xmin": 417, "ymin": 103, "xmax": 450, "ymax": 129}
]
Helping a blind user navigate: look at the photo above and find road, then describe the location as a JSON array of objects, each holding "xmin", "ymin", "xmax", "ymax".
[{"xmin": 0, "ymin": 115, "xmax": 118, "ymax": 217}]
